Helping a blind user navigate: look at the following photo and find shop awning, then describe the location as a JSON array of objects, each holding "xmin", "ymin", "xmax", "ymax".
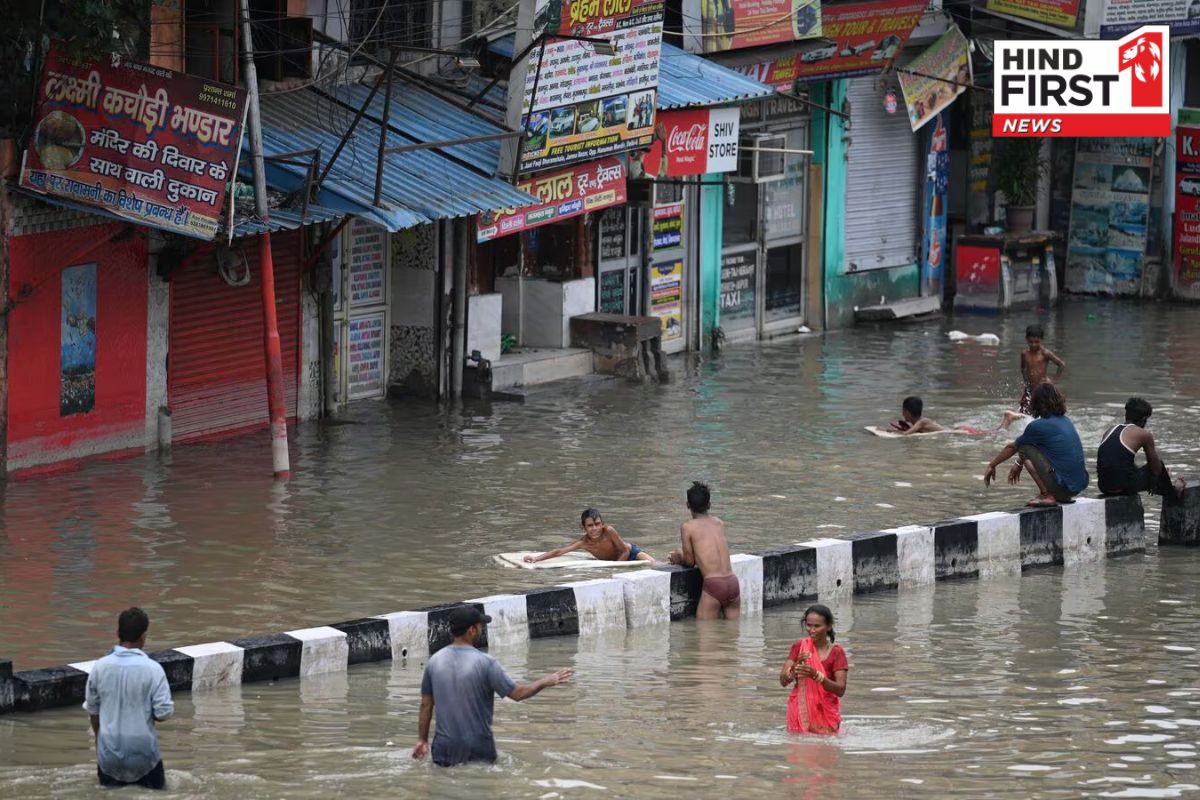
[
  {"xmin": 486, "ymin": 37, "xmax": 775, "ymax": 110},
  {"xmin": 253, "ymin": 88, "xmax": 538, "ymax": 232},
  {"xmin": 6, "ymin": 183, "xmax": 344, "ymax": 240}
]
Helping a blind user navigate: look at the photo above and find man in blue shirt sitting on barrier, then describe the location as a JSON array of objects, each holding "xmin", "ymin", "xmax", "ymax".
[
  {"xmin": 84, "ymin": 607, "xmax": 174, "ymax": 790},
  {"xmin": 984, "ymin": 382, "xmax": 1090, "ymax": 507}
]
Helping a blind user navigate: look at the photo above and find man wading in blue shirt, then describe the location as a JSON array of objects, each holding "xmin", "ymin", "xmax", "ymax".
[
  {"xmin": 84, "ymin": 607, "xmax": 174, "ymax": 789},
  {"xmin": 412, "ymin": 606, "xmax": 571, "ymax": 767},
  {"xmin": 984, "ymin": 382, "xmax": 1090, "ymax": 507}
]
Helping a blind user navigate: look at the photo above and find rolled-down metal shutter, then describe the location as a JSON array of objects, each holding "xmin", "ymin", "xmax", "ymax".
[
  {"xmin": 169, "ymin": 230, "xmax": 302, "ymax": 442},
  {"xmin": 844, "ymin": 75, "xmax": 920, "ymax": 273}
]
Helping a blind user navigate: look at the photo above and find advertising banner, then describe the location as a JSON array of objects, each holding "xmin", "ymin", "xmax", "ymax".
[
  {"xmin": 986, "ymin": 0, "xmax": 1079, "ymax": 29},
  {"xmin": 719, "ymin": 251, "xmax": 756, "ymax": 323},
  {"xmin": 921, "ymin": 114, "xmax": 950, "ymax": 297},
  {"xmin": 19, "ymin": 43, "xmax": 246, "ymax": 240},
  {"xmin": 633, "ymin": 107, "xmax": 740, "ymax": 178},
  {"xmin": 649, "ymin": 260, "xmax": 683, "ymax": 340},
  {"xmin": 1066, "ymin": 137, "xmax": 1154, "ymax": 294},
  {"xmin": 731, "ymin": 0, "xmax": 926, "ymax": 88},
  {"xmin": 684, "ymin": 0, "xmax": 822, "ymax": 54},
  {"xmin": 518, "ymin": 0, "xmax": 664, "ymax": 174},
  {"xmin": 898, "ymin": 26, "xmax": 970, "ymax": 132},
  {"xmin": 1174, "ymin": 109, "xmax": 1200, "ymax": 286},
  {"xmin": 347, "ymin": 312, "xmax": 386, "ymax": 401},
  {"xmin": 1100, "ymin": 0, "xmax": 1200, "ymax": 38},
  {"xmin": 477, "ymin": 158, "xmax": 627, "ymax": 242},
  {"xmin": 347, "ymin": 219, "xmax": 387, "ymax": 308}
]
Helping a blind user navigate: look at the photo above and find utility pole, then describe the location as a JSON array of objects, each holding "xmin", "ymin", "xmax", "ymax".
[{"xmin": 239, "ymin": 0, "xmax": 291, "ymax": 478}]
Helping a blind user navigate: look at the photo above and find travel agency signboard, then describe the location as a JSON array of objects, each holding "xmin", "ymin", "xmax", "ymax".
[
  {"xmin": 731, "ymin": 0, "xmax": 927, "ymax": 91},
  {"xmin": 20, "ymin": 42, "xmax": 246, "ymax": 240},
  {"xmin": 1175, "ymin": 109, "xmax": 1200, "ymax": 285},
  {"xmin": 517, "ymin": 0, "xmax": 664, "ymax": 174},
  {"xmin": 681, "ymin": 0, "xmax": 823, "ymax": 54}
]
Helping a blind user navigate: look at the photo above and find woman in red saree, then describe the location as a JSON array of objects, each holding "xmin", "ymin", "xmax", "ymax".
[{"xmin": 780, "ymin": 604, "xmax": 848, "ymax": 735}]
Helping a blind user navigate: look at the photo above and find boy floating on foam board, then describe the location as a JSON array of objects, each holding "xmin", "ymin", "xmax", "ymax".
[
  {"xmin": 524, "ymin": 509, "xmax": 655, "ymax": 564},
  {"xmin": 881, "ymin": 396, "xmax": 1026, "ymax": 436}
]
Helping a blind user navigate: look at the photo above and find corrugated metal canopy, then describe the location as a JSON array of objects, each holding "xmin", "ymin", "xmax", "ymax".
[
  {"xmin": 485, "ymin": 38, "xmax": 774, "ymax": 110},
  {"xmin": 255, "ymin": 89, "xmax": 536, "ymax": 232}
]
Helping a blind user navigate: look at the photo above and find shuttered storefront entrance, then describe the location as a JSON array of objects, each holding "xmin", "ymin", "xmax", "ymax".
[
  {"xmin": 844, "ymin": 75, "xmax": 920, "ymax": 273},
  {"xmin": 169, "ymin": 231, "xmax": 302, "ymax": 442}
]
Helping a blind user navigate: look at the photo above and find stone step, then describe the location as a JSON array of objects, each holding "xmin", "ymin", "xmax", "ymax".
[{"xmin": 491, "ymin": 350, "xmax": 593, "ymax": 391}]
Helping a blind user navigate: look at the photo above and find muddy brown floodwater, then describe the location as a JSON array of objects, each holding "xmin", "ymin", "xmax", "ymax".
[{"xmin": 3, "ymin": 301, "xmax": 1200, "ymax": 797}]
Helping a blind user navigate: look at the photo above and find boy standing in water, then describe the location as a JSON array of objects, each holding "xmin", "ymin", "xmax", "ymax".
[
  {"xmin": 669, "ymin": 482, "xmax": 739, "ymax": 620},
  {"xmin": 1019, "ymin": 324, "xmax": 1066, "ymax": 413},
  {"xmin": 524, "ymin": 509, "xmax": 654, "ymax": 563}
]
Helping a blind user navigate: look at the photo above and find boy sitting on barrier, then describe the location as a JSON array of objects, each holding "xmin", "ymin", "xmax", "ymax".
[
  {"xmin": 884, "ymin": 396, "xmax": 1026, "ymax": 435},
  {"xmin": 524, "ymin": 509, "xmax": 655, "ymax": 563}
]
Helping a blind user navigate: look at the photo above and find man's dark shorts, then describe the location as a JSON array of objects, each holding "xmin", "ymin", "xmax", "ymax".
[
  {"xmin": 98, "ymin": 760, "xmax": 166, "ymax": 790},
  {"xmin": 1019, "ymin": 444, "xmax": 1079, "ymax": 502}
]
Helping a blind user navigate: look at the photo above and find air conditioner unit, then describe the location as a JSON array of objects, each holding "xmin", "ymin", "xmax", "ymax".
[{"xmin": 740, "ymin": 133, "xmax": 787, "ymax": 183}]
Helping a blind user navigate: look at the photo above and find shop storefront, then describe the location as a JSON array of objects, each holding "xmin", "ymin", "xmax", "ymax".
[{"xmin": 719, "ymin": 96, "xmax": 812, "ymax": 341}]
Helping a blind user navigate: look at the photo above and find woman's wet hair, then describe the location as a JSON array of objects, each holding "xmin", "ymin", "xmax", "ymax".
[
  {"xmin": 804, "ymin": 604, "xmax": 835, "ymax": 642},
  {"xmin": 580, "ymin": 508, "xmax": 603, "ymax": 525},
  {"xmin": 1126, "ymin": 397, "xmax": 1152, "ymax": 424},
  {"xmin": 686, "ymin": 481, "xmax": 711, "ymax": 513},
  {"xmin": 1029, "ymin": 383, "xmax": 1067, "ymax": 418}
]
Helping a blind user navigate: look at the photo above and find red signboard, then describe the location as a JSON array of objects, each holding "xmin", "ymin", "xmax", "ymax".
[
  {"xmin": 734, "ymin": 0, "xmax": 927, "ymax": 89},
  {"xmin": 19, "ymin": 43, "xmax": 246, "ymax": 241},
  {"xmin": 1175, "ymin": 109, "xmax": 1200, "ymax": 285},
  {"xmin": 477, "ymin": 158, "xmax": 627, "ymax": 242},
  {"xmin": 634, "ymin": 107, "xmax": 741, "ymax": 178}
]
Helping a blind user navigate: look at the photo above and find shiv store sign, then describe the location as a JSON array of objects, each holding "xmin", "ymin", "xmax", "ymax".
[{"xmin": 993, "ymin": 25, "xmax": 1169, "ymax": 137}]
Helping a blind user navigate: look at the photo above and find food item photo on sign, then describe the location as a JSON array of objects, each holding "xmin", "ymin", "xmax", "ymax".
[{"xmin": 35, "ymin": 110, "xmax": 85, "ymax": 170}]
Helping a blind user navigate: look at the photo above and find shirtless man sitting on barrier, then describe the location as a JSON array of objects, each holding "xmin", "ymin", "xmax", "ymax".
[{"xmin": 669, "ymin": 482, "xmax": 740, "ymax": 620}]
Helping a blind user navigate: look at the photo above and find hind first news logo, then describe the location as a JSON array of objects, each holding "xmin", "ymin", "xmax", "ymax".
[{"xmin": 994, "ymin": 25, "xmax": 1170, "ymax": 137}]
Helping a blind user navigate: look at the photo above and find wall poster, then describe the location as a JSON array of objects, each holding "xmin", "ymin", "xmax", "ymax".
[
  {"xmin": 347, "ymin": 312, "xmax": 386, "ymax": 400},
  {"xmin": 1066, "ymin": 137, "xmax": 1154, "ymax": 295},
  {"xmin": 61, "ymin": 263, "xmax": 98, "ymax": 416},
  {"xmin": 652, "ymin": 202, "xmax": 684, "ymax": 251},
  {"xmin": 649, "ymin": 260, "xmax": 683, "ymax": 340},
  {"xmin": 921, "ymin": 114, "xmax": 950, "ymax": 297},
  {"xmin": 1174, "ymin": 109, "xmax": 1200, "ymax": 285},
  {"xmin": 719, "ymin": 251, "xmax": 756, "ymax": 323},
  {"xmin": 347, "ymin": 219, "xmax": 388, "ymax": 308}
]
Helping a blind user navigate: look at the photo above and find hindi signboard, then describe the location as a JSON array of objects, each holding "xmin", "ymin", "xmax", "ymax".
[
  {"xmin": 682, "ymin": 0, "xmax": 822, "ymax": 54},
  {"xmin": 1174, "ymin": 109, "xmax": 1200, "ymax": 285},
  {"xmin": 731, "ymin": 0, "xmax": 926, "ymax": 88},
  {"xmin": 19, "ymin": 43, "xmax": 246, "ymax": 240},
  {"xmin": 1099, "ymin": 0, "xmax": 1200, "ymax": 38},
  {"xmin": 477, "ymin": 157, "xmax": 627, "ymax": 242},
  {"xmin": 898, "ymin": 26, "xmax": 971, "ymax": 132},
  {"xmin": 518, "ymin": 0, "xmax": 664, "ymax": 174},
  {"xmin": 987, "ymin": 0, "xmax": 1079, "ymax": 28},
  {"xmin": 649, "ymin": 260, "xmax": 683, "ymax": 340}
]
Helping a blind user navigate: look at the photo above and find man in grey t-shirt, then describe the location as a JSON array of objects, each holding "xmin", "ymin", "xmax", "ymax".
[{"xmin": 413, "ymin": 606, "xmax": 571, "ymax": 767}]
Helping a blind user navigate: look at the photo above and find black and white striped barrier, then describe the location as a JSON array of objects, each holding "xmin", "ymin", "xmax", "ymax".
[{"xmin": 0, "ymin": 496, "xmax": 1145, "ymax": 715}]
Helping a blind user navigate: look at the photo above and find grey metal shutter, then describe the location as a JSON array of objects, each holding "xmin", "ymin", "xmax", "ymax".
[{"xmin": 844, "ymin": 75, "xmax": 920, "ymax": 273}]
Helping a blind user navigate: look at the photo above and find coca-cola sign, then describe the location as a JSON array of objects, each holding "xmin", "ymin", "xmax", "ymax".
[{"xmin": 636, "ymin": 108, "xmax": 740, "ymax": 178}]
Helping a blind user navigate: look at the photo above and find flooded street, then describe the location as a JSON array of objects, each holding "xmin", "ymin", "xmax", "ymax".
[{"xmin": 3, "ymin": 299, "xmax": 1200, "ymax": 796}]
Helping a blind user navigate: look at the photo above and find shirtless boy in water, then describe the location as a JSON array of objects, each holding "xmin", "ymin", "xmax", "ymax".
[
  {"xmin": 524, "ymin": 509, "xmax": 654, "ymax": 563},
  {"xmin": 885, "ymin": 396, "xmax": 1026, "ymax": 436},
  {"xmin": 1019, "ymin": 325, "xmax": 1066, "ymax": 413},
  {"xmin": 668, "ymin": 482, "xmax": 739, "ymax": 620}
]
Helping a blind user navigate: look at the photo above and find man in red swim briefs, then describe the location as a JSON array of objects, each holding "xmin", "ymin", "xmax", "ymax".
[{"xmin": 669, "ymin": 482, "xmax": 739, "ymax": 620}]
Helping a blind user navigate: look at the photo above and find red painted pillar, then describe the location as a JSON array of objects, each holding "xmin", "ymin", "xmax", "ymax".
[{"xmin": 257, "ymin": 231, "xmax": 289, "ymax": 478}]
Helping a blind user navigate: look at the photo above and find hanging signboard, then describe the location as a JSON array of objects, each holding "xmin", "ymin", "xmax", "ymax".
[
  {"xmin": 1174, "ymin": 109, "xmax": 1200, "ymax": 286},
  {"xmin": 19, "ymin": 42, "xmax": 246, "ymax": 241},
  {"xmin": 649, "ymin": 260, "xmax": 683, "ymax": 340},
  {"xmin": 477, "ymin": 157, "xmax": 627, "ymax": 242},
  {"xmin": 898, "ymin": 26, "xmax": 971, "ymax": 132},
  {"xmin": 731, "ymin": 0, "xmax": 926, "ymax": 89},
  {"xmin": 681, "ymin": 0, "xmax": 822, "ymax": 54},
  {"xmin": 347, "ymin": 312, "xmax": 386, "ymax": 400},
  {"xmin": 1099, "ymin": 0, "xmax": 1200, "ymax": 38},
  {"xmin": 1066, "ymin": 137, "xmax": 1153, "ymax": 295},
  {"xmin": 347, "ymin": 219, "xmax": 388, "ymax": 308},
  {"xmin": 517, "ymin": 0, "xmax": 664, "ymax": 174},
  {"xmin": 986, "ymin": 0, "xmax": 1079, "ymax": 29},
  {"xmin": 632, "ymin": 107, "xmax": 740, "ymax": 179}
]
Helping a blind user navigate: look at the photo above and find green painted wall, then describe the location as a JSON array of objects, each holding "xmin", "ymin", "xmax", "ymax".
[
  {"xmin": 819, "ymin": 80, "xmax": 920, "ymax": 330},
  {"xmin": 700, "ymin": 173, "xmax": 724, "ymax": 348}
]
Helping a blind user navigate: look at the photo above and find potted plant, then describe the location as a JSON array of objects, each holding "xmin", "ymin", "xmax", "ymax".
[{"xmin": 994, "ymin": 137, "xmax": 1048, "ymax": 234}]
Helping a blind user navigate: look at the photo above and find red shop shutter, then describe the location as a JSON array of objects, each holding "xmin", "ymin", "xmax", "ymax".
[{"xmin": 169, "ymin": 231, "xmax": 302, "ymax": 442}]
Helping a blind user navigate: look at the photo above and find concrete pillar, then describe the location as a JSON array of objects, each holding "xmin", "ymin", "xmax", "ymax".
[{"xmin": 1161, "ymin": 486, "xmax": 1200, "ymax": 546}]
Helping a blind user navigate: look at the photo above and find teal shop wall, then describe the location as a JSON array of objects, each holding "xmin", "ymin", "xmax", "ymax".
[
  {"xmin": 820, "ymin": 80, "xmax": 919, "ymax": 330},
  {"xmin": 700, "ymin": 173, "xmax": 724, "ymax": 347}
]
